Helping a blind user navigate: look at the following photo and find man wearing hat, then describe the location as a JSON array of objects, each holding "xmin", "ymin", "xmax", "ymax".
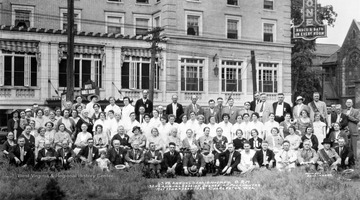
[
  {"xmin": 292, "ymin": 96, "xmax": 310, "ymax": 120},
  {"xmin": 317, "ymin": 138, "xmax": 341, "ymax": 171},
  {"xmin": 183, "ymin": 145, "xmax": 206, "ymax": 176},
  {"xmin": 85, "ymin": 94, "xmax": 102, "ymax": 117},
  {"xmin": 7, "ymin": 109, "xmax": 22, "ymax": 140}
]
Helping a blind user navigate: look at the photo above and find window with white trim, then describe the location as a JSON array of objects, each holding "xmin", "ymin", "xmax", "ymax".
[
  {"xmin": 263, "ymin": 21, "xmax": 276, "ymax": 42},
  {"xmin": 134, "ymin": 15, "xmax": 151, "ymax": 36},
  {"xmin": 59, "ymin": 54, "xmax": 102, "ymax": 88},
  {"xmin": 258, "ymin": 62, "xmax": 278, "ymax": 93},
  {"xmin": 153, "ymin": 15, "xmax": 160, "ymax": 28},
  {"xmin": 221, "ymin": 60, "xmax": 242, "ymax": 92},
  {"xmin": 181, "ymin": 58, "xmax": 204, "ymax": 91},
  {"xmin": 185, "ymin": 11, "xmax": 202, "ymax": 36},
  {"xmin": 12, "ymin": 5, "xmax": 34, "ymax": 28},
  {"xmin": 60, "ymin": 9, "xmax": 81, "ymax": 31},
  {"xmin": 227, "ymin": 0, "xmax": 238, "ymax": 6},
  {"xmin": 121, "ymin": 56, "xmax": 160, "ymax": 90},
  {"xmin": 105, "ymin": 12, "xmax": 125, "ymax": 34},
  {"xmin": 264, "ymin": 0, "xmax": 274, "ymax": 10},
  {"xmin": 226, "ymin": 16, "xmax": 241, "ymax": 39},
  {"xmin": 1, "ymin": 51, "xmax": 37, "ymax": 87}
]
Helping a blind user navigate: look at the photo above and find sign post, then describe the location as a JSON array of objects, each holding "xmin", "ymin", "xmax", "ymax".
[{"xmin": 293, "ymin": 0, "xmax": 327, "ymax": 40}]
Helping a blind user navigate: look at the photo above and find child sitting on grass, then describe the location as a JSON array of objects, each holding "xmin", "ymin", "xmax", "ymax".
[{"xmin": 96, "ymin": 150, "xmax": 110, "ymax": 172}]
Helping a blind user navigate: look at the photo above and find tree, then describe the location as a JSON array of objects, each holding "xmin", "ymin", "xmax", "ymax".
[{"xmin": 291, "ymin": 0, "xmax": 337, "ymax": 103}]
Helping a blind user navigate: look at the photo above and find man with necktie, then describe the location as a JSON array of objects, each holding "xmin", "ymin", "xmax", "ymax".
[
  {"xmin": 204, "ymin": 99, "xmax": 219, "ymax": 124},
  {"xmin": 166, "ymin": 94, "xmax": 184, "ymax": 123},
  {"xmin": 255, "ymin": 93, "xmax": 274, "ymax": 123},
  {"xmin": 273, "ymin": 93, "xmax": 292, "ymax": 123},
  {"xmin": 9, "ymin": 137, "xmax": 34, "ymax": 168},
  {"xmin": 213, "ymin": 143, "xmax": 241, "ymax": 176},
  {"xmin": 135, "ymin": 90, "xmax": 153, "ymax": 118},
  {"xmin": 334, "ymin": 137, "xmax": 355, "ymax": 171},
  {"xmin": 107, "ymin": 139, "xmax": 129, "ymax": 168},
  {"xmin": 185, "ymin": 95, "xmax": 204, "ymax": 119},
  {"xmin": 253, "ymin": 141, "xmax": 275, "ymax": 169},
  {"xmin": 144, "ymin": 142, "xmax": 163, "ymax": 177},
  {"xmin": 183, "ymin": 145, "xmax": 206, "ymax": 176},
  {"xmin": 163, "ymin": 142, "xmax": 182, "ymax": 177},
  {"xmin": 125, "ymin": 141, "xmax": 144, "ymax": 167},
  {"xmin": 35, "ymin": 140, "xmax": 58, "ymax": 171},
  {"xmin": 56, "ymin": 140, "xmax": 75, "ymax": 170},
  {"xmin": 78, "ymin": 138, "xmax": 100, "ymax": 167},
  {"xmin": 275, "ymin": 140, "xmax": 297, "ymax": 171},
  {"xmin": 343, "ymin": 99, "xmax": 360, "ymax": 159}
]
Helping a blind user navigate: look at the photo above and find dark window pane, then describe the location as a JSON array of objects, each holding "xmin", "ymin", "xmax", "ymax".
[
  {"xmin": 121, "ymin": 62, "xmax": 129, "ymax": 89},
  {"xmin": 142, "ymin": 63, "xmax": 150, "ymax": 89},
  {"xmin": 82, "ymin": 60, "xmax": 91, "ymax": 86},
  {"xmin": 227, "ymin": 0, "xmax": 238, "ymax": 5},
  {"xmin": 59, "ymin": 59, "xmax": 67, "ymax": 87},
  {"xmin": 136, "ymin": 63, "xmax": 140, "ymax": 89},
  {"xmin": 4, "ymin": 56, "xmax": 12, "ymax": 86},
  {"xmin": 14, "ymin": 57, "xmax": 24, "ymax": 86},
  {"xmin": 264, "ymin": 33, "xmax": 273, "ymax": 42},
  {"xmin": 31, "ymin": 57, "xmax": 37, "ymax": 86},
  {"xmin": 98, "ymin": 61, "xmax": 102, "ymax": 88},
  {"xmin": 74, "ymin": 60, "xmax": 80, "ymax": 88},
  {"xmin": 264, "ymin": 0, "xmax": 273, "ymax": 9}
]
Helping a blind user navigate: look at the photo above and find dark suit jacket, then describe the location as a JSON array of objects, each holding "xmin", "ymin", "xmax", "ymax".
[
  {"xmin": 144, "ymin": 150, "xmax": 163, "ymax": 164},
  {"xmin": 185, "ymin": 103, "xmax": 204, "ymax": 118},
  {"xmin": 217, "ymin": 150, "xmax": 241, "ymax": 169},
  {"xmin": 334, "ymin": 146, "xmax": 355, "ymax": 166},
  {"xmin": 37, "ymin": 147, "xmax": 58, "ymax": 163},
  {"xmin": 56, "ymin": 147, "xmax": 76, "ymax": 162},
  {"xmin": 215, "ymin": 105, "xmax": 224, "ymax": 123},
  {"xmin": 249, "ymin": 138, "xmax": 263, "ymax": 150},
  {"xmin": 183, "ymin": 153, "xmax": 206, "ymax": 169},
  {"xmin": 250, "ymin": 99, "xmax": 260, "ymax": 112},
  {"xmin": 111, "ymin": 134, "xmax": 131, "ymax": 148},
  {"xmin": 135, "ymin": 98, "xmax": 153, "ymax": 117},
  {"xmin": 136, "ymin": 114, "xmax": 146, "ymax": 124},
  {"xmin": 163, "ymin": 151, "xmax": 181, "ymax": 168},
  {"xmin": 107, "ymin": 147, "xmax": 127, "ymax": 165},
  {"xmin": 9, "ymin": 145, "xmax": 34, "ymax": 166},
  {"xmin": 253, "ymin": 149, "xmax": 275, "ymax": 166},
  {"xmin": 222, "ymin": 106, "xmax": 241, "ymax": 124},
  {"xmin": 204, "ymin": 107, "xmax": 220, "ymax": 124},
  {"xmin": 7, "ymin": 118, "xmax": 23, "ymax": 138},
  {"xmin": 78, "ymin": 146, "xmax": 100, "ymax": 161},
  {"xmin": 300, "ymin": 134, "xmax": 319, "ymax": 151},
  {"xmin": 330, "ymin": 113, "xmax": 348, "ymax": 130},
  {"xmin": 166, "ymin": 103, "xmax": 184, "ymax": 123},
  {"xmin": 343, "ymin": 108, "xmax": 360, "ymax": 135},
  {"xmin": 125, "ymin": 149, "xmax": 145, "ymax": 163},
  {"xmin": 328, "ymin": 130, "xmax": 349, "ymax": 146},
  {"xmin": 20, "ymin": 134, "xmax": 36, "ymax": 151},
  {"xmin": 272, "ymin": 102, "xmax": 292, "ymax": 123}
]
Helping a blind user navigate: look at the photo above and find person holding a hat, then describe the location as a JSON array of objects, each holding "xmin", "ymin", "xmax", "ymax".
[
  {"xmin": 183, "ymin": 145, "xmax": 206, "ymax": 176},
  {"xmin": 317, "ymin": 138, "xmax": 341, "ymax": 172},
  {"xmin": 297, "ymin": 139, "xmax": 318, "ymax": 172},
  {"xmin": 7, "ymin": 109, "xmax": 22, "ymax": 140},
  {"xmin": 85, "ymin": 94, "xmax": 102, "ymax": 118},
  {"xmin": 292, "ymin": 96, "xmax": 310, "ymax": 121}
]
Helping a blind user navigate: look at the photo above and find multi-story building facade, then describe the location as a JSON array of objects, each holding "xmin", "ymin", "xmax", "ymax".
[{"xmin": 0, "ymin": 0, "xmax": 292, "ymax": 125}]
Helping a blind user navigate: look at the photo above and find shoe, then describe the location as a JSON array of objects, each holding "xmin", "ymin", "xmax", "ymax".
[{"xmin": 212, "ymin": 170, "xmax": 220, "ymax": 176}]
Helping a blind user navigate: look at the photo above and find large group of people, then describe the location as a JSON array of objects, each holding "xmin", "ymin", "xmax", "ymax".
[{"xmin": 2, "ymin": 90, "xmax": 357, "ymax": 177}]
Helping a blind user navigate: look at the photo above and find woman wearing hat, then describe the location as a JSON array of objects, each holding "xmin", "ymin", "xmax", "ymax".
[
  {"xmin": 317, "ymin": 138, "xmax": 341, "ymax": 171},
  {"xmin": 75, "ymin": 109, "xmax": 94, "ymax": 138},
  {"xmin": 129, "ymin": 126, "xmax": 146, "ymax": 149},
  {"xmin": 292, "ymin": 96, "xmax": 310, "ymax": 121},
  {"xmin": 7, "ymin": 109, "xmax": 22, "ymax": 140}
]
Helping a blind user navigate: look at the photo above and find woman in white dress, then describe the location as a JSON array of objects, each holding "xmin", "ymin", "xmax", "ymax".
[
  {"xmin": 207, "ymin": 116, "xmax": 219, "ymax": 138},
  {"xmin": 284, "ymin": 125, "xmax": 301, "ymax": 151},
  {"xmin": 92, "ymin": 112, "xmax": 106, "ymax": 132},
  {"xmin": 312, "ymin": 113, "xmax": 327, "ymax": 149},
  {"xmin": 44, "ymin": 122, "xmax": 56, "ymax": 147},
  {"xmin": 231, "ymin": 115, "xmax": 243, "ymax": 140},
  {"xmin": 248, "ymin": 113, "xmax": 264, "ymax": 139},
  {"xmin": 178, "ymin": 114, "xmax": 189, "ymax": 140},
  {"xmin": 239, "ymin": 113, "xmax": 252, "ymax": 140},
  {"xmin": 141, "ymin": 113, "xmax": 153, "ymax": 139},
  {"xmin": 150, "ymin": 109, "xmax": 161, "ymax": 128},
  {"xmin": 263, "ymin": 113, "xmax": 280, "ymax": 140},
  {"xmin": 218, "ymin": 113, "xmax": 233, "ymax": 141}
]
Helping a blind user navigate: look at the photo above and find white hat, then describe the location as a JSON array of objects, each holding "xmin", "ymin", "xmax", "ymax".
[{"xmin": 296, "ymin": 96, "xmax": 304, "ymax": 101}]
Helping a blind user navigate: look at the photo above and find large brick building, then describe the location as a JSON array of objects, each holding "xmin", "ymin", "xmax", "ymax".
[{"xmin": 0, "ymin": 0, "xmax": 292, "ymax": 125}]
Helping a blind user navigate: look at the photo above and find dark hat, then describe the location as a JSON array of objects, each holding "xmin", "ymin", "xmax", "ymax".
[
  {"xmin": 87, "ymin": 94, "xmax": 100, "ymax": 101},
  {"xmin": 321, "ymin": 138, "xmax": 333, "ymax": 145},
  {"xmin": 132, "ymin": 126, "xmax": 141, "ymax": 133},
  {"xmin": 11, "ymin": 109, "xmax": 19, "ymax": 115},
  {"xmin": 188, "ymin": 165, "xmax": 198, "ymax": 175}
]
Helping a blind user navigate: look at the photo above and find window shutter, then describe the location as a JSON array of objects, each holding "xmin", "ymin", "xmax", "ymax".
[{"xmin": 0, "ymin": 55, "xmax": 3, "ymax": 86}]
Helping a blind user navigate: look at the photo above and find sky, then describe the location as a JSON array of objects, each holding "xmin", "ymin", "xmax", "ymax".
[{"xmin": 316, "ymin": 0, "xmax": 360, "ymax": 46}]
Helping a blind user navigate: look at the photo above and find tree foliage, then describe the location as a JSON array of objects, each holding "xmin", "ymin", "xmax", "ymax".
[{"xmin": 291, "ymin": 0, "xmax": 337, "ymax": 102}]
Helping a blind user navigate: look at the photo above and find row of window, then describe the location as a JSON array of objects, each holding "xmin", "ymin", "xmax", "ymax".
[
  {"xmin": 108, "ymin": 0, "xmax": 274, "ymax": 10},
  {"xmin": 1, "ymin": 51, "xmax": 279, "ymax": 93},
  {"xmin": 11, "ymin": 6, "xmax": 275, "ymax": 42}
]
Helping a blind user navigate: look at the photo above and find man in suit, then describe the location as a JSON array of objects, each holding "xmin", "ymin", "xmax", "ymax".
[
  {"xmin": 185, "ymin": 95, "xmax": 204, "ymax": 119},
  {"xmin": 107, "ymin": 139, "xmax": 129, "ymax": 168},
  {"xmin": 166, "ymin": 94, "xmax": 184, "ymax": 123},
  {"xmin": 213, "ymin": 143, "xmax": 241, "ymax": 176},
  {"xmin": 204, "ymin": 99, "xmax": 219, "ymax": 124},
  {"xmin": 8, "ymin": 137, "xmax": 34, "ymax": 168},
  {"xmin": 134, "ymin": 90, "xmax": 153, "ymax": 118},
  {"xmin": 308, "ymin": 92, "xmax": 328, "ymax": 123},
  {"xmin": 78, "ymin": 138, "xmax": 100, "ymax": 166},
  {"xmin": 255, "ymin": 93, "xmax": 274, "ymax": 123},
  {"xmin": 144, "ymin": 142, "xmax": 163, "ymax": 177},
  {"xmin": 35, "ymin": 141, "xmax": 58, "ymax": 171},
  {"xmin": 275, "ymin": 140, "xmax": 297, "ymax": 171},
  {"xmin": 215, "ymin": 97, "xmax": 224, "ymax": 123},
  {"xmin": 111, "ymin": 125, "xmax": 131, "ymax": 149},
  {"xmin": 222, "ymin": 98, "xmax": 241, "ymax": 124},
  {"xmin": 163, "ymin": 142, "xmax": 183, "ymax": 177},
  {"xmin": 57, "ymin": 140, "xmax": 76, "ymax": 170},
  {"xmin": 135, "ymin": 106, "xmax": 146, "ymax": 124},
  {"xmin": 183, "ymin": 145, "xmax": 206, "ymax": 176},
  {"xmin": 273, "ymin": 93, "xmax": 292, "ymax": 123},
  {"xmin": 253, "ymin": 141, "xmax": 275, "ymax": 169},
  {"xmin": 292, "ymin": 96, "xmax": 310, "ymax": 120},
  {"xmin": 125, "ymin": 141, "xmax": 144, "ymax": 167},
  {"xmin": 330, "ymin": 104, "xmax": 348, "ymax": 131},
  {"xmin": 239, "ymin": 102, "xmax": 254, "ymax": 118},
  {"xmin": 250, "ymin": 92, "xmax": 260, "ymax": 112},
  {"xmin": 334, "ymin": 137, "xmax": 355, "ymax": 170},
  {"xmin": 344, "ymin": 99, "xmax": 360, "ymax": 159}
]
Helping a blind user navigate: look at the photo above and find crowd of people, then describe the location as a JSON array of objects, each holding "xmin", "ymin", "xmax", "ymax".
[{"xmin": 2, "ymin": 90, "xmax": 357, "ymax": 177}]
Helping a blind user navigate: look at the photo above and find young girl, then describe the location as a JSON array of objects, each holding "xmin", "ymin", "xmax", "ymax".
[{"xmin": 96, "ymin": 150, "xmax": 111, "ymax": 172}]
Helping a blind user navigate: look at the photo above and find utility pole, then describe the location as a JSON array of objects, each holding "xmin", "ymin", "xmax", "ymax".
[
  {"xmin": 66, "ymin": 0, "xmax": 75, "ymax": 101},
  {"xmin": 251, "ymin": 50, "xmax": 257, "ymax": 101},
  {"xmin": 148, "ymin": 27, "xmax": 164, "ymax": 103}
]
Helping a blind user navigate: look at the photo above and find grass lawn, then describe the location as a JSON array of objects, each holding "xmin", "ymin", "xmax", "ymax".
[{"xmin": 0, "ymin": 141, "xmax": 360, "ymax": 200}]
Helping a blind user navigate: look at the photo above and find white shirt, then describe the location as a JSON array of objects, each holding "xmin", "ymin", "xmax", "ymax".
[
  {"xmin": 104, "ymin": 104, "xmax": 121, "ymax": 116},
  {"xmin": 218, "ymin": 121, "xmax": 233, "ymax": 141},
  {"xmin": 263, "ymin": 121, "xmax": 280, "ymax": 139},
  {"xmin": 125, "ymin": 120, "xmax": 140, "ymax": 138},
  {"xmin": 110, "ymin": 120, "xmax": 125, "ymax": 139},
  {"xmin": 86, "ymin": 102, "xmax": 102, "ymax": 117},
  {"xmin": 172, "ymin": 103, "xmax": 177, "ymax": 115},
  {"xmin": 149, "ymin": 117, "xmax": 161, "ymax": 129},
  {"xmin": 240, "ymin": 150, "xmax": 256, "ymax": 166},
  {"xmin": 275, "ymin": 102, "xmax": 284, "ymax": 117},
  {"xmin": 122, "ymin": 104, "xmax": 135, "ymax": 124}
]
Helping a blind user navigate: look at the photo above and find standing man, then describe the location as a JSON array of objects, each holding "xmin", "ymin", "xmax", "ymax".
[
  {"xmin": 344, "ymin": 99, "xmax": 360, "ymax": 159},
  {"xmin": 308, "ymin": 92, "xmax": 328, "ymax": 123},
  {"xmin": 185, "ymin": 95, "xmax": 204, "ymax": 119},
  {"xmin": 255, "ymin": 93, "xmax": 273, "ymax": 123},
  {"xmin": 273, "ymin": 93, "xmax": 292, "ymax": 123},
  {"xmin": 166, "ymin": 94, "xmax": 184, "ymax": 124},
  {"xmin": 329, "ymin": 104, "xmax": 348, "ymax": 131},
  {"xmin": 135, "ymin": 90, "xmax": 153, "ymax": 117},
  {"xmin": 250, "ymin": 92, "xmax": 260, "ymax": 112},
  {"xmin": 215, "ymin": 97, "xmax": 224, "ymax": 123},
  {"xmin": 239, "ymin": 102, "xmax": 254, "ymax": 117},
  {"xmin": 204, "ymin": 99, "xmax": 219, "ymax": 124},
  {"xmin": 292, "ymin": 96, "xmax": 310, "ymax": 120},
  {"xmin": 222, "ymin": 98, "xmax": 240, "ymax": 124}
]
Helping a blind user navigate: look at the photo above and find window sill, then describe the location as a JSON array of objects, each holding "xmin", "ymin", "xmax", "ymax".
[
  {"xmin": 106, "ymin": 1, "xmax": 124, "ymax": 4},
  {"xmin": 263, "ymin": 9, "xmax": 275, "ymax": 12},
  {"xmin": 155, "ymin": 1, "xmax": 161, "ymax": 5},
  {"xmin": 0, "ymin": 86, "xmax": 40, "ymax": 90},
  {"xmin": 226, "ymin": 5, "xmax": 240, "ymax": 8},
  {"xmin": 135, "ymin": 3, "xmax": 151, "ymax": 6},
  {"xmin": 186, "ymin": 0, "xmax": 201, "ymax": 3}
]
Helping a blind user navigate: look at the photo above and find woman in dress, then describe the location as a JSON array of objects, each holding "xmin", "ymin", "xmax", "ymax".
[
  {"xmin": 300, "ymin": 126, "xmax": 319, "ymax": 151},
  {"xmin": 76, "ymin": 109, "xmax": 94, "ymax": 137},
  {"xmin": 129, "ymin": 126, "xmax": 146, "ymax": 149},
  {"xmin": 232, "ymin": 129, "xmax": 247, "ymax": 151},
  {"xmin": 29, "ymin": 120, "xmax": 38, "ymax": 138},
  {"xmin": 147, "ymin": 127, "xmax": 165, "ymax": 152},
  {"xmin": 54, "ymin": 123, "xmax": 73, "ymax": 150},
  {"xmin": 141, "ymin": 114, "xmax": 153, "ymax": 139},
  {"xmin": 93, "ymin": 124, "xmax": 109, "ymax": 152},
  {"xmin": 34, "ymin": 109, "xmax": 46, "ymax": 130},
  {"xmin": 70, "ymin": 109, "xmax": 80, "ymax": 125},
  {"xmin": 312, "ymin": 113, "xmax": 327, "ymax": 149},
  {"xmin": 74, "ymin": 123, "xmax": 92, "ymax": 154},
  {"xmin": 328, "ymin": 122, "xmax": 348, "ymax": 148},
  {"xmin": 47, "ymin": 110, "xmax": 58, "ymax": 129},
  {"xmin": 2, "ymin": 132, "xmax": 16, "ymax": 159},
  {"xmin": 177, "ymin": 114, "xmax": 189, "ymax": 140},
  {"xmin": 207, "ymin": 115, "xmax": 218, "ymax": 138},
  {"xmin": 265, "ymin": 127, "xmax": 283, "ymax": 154},
  {"xmin": 91, "ymin": 103, "xmax": 102, "ymax": 121},
  {"xmin": 166, "ymin": 127, "xmax": 182, "ymax": 152},
  {"xmin": 35, "ymin": 127, "xmax": 46, "ymax": 158},
  {"xmin": 249, "ymin": 129, "xmax": 262, "ymax": 151},
  {"xmin": 231, "ymin": 115, "xmax": 243, "ymax": 140},
  {"xmin": 284, "ymin": 125, "xmax": 301, "ymax": 150},
  {"xmin": 279, "ymin": 113, "xmax": 294, "ymax": 138},
  {"xmin": 150, "ymin": 109, "xmax": 161, "ymax": 128},
  {"xmin": 239, "ymin": 113, "xmax": 252, "ymax": 140},
  {"xmin": 75, "ymin": 104, "xmax": 83, "ymax": 115},
  {"xmin": 182, "ymin": 129, "xmax": 197, "ymax": 153},
  {"xmin": 92, "ymin": 112, "xmax": 106, "ymax": 133},
  {"xmin": 44, "ymin": 122, "xmax": 56, "ymax": 147},
  {"xmin": 248, "ymin": 113, "xmax": 264, "ymax": 139},
  {"xmin": 218, "ymin": 113, "xmax": 233, "ymax": 141},
  {"xmin": 296, "ymin": 110, "xmax": 312, "ymax": 136},
  {"xmin": 263, "ymin": 113, "xmax": 279, "ymax": 140}
]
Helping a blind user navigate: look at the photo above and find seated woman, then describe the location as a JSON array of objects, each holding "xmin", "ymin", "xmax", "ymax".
[
  {"xmin": 249, "ymin": 129, "xmax": 262, "ymax": 151},
  {"xmin": 2, "ymin": 132, "xmax": 16, "ymax": 159},
  {"xmin": 263, "ymin": 113, "xmax": 279, "ymax": 140},
  {"xmin": 93, "ymin": 124, "xmax": 109, "ymax": 152},
  {"xmin": 284, "ymin": 125, "xmax": 301, "ymax": 151},
  {"xmin": 232, "ymin": 129, "xmax": 247, "ymax": 151},
  {"xmin": 129, "ymin": 126, "xmax": 147, "ymax": 150},
  {"xmin": 44, "ymin": 122, "xmax": 56, "ymax": 147},
  {"xmin": 197, "ymin": 127, "xmax": 213, "ymax": 151},
  {"xmin": 166, "ymin": 127, "xmax": 182, "ymax": 152},
  {"xmin": 34, "ymin": 127, "xmax": 47, "ymax": 159},
  {"xmin": 265, "ymin": 127, "xmax": 283, "ymax": 154},
  {"xmin": 300, "ymin": 126, "xmax": 319, "ymax": 151},
  {"xmin": 147, "ymin": 127, "xmax": 165, "ymax": 152},
  {"xmin": 182, "ymin": 129, "xmax": 197, "ymax": 153},
  {"xmin": 74, "ymin": 123, "xmax": 92, "ymax": 154},
  {"xmin": 54, "ymin": 123, "xmax": 73, "ymax": 151},
  {"xmin": 328, "ymin": 122, "xmax": 348, "ymax": 148},
  {"xmin": 141, "ymin": 114, "xmax": 153, "ymax": 139}
]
